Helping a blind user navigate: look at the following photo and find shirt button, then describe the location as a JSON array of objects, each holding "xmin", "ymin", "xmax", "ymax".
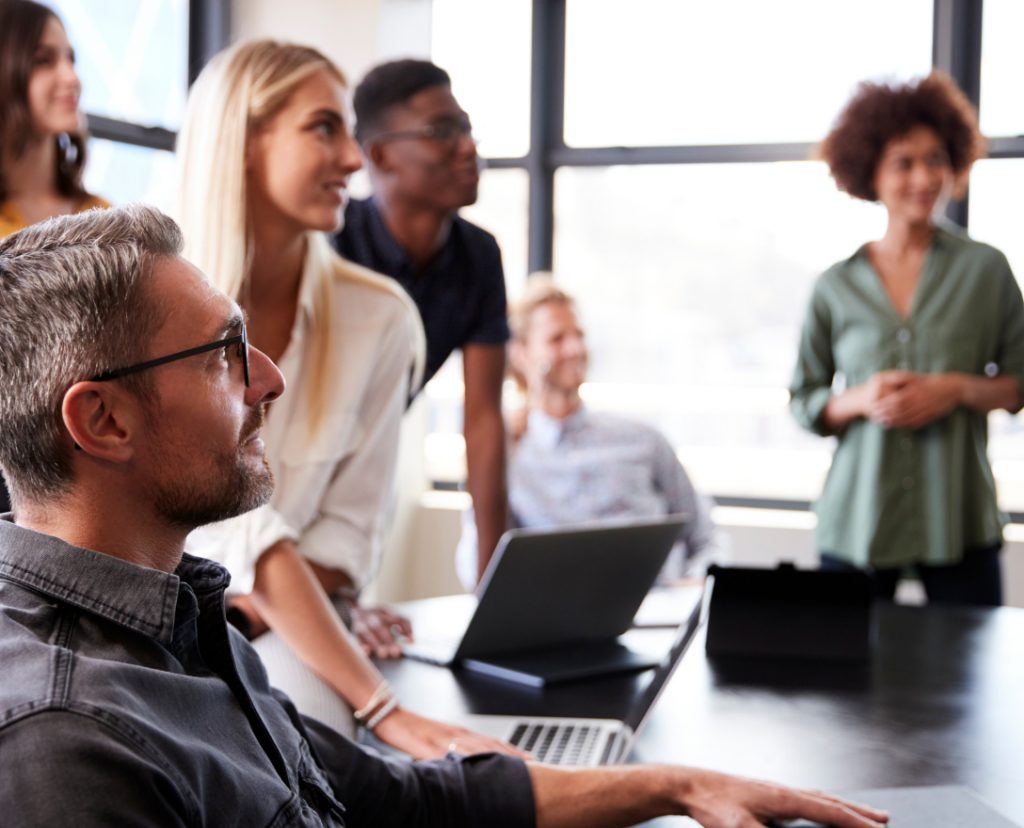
[
  {"xmin": 902, "ymin": 476, "xmax": 914, "ymax": 490},
  {"xmin": 897, "ymin": 328, "xmax": 912, "ymax": 344},
  {"xmin": 985, "ymin": 362, "xmax": 999, "ymax": 377}
]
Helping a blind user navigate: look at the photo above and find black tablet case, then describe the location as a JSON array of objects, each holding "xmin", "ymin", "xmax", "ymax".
[{"xmin": 705, "ymin": 563, "xmax": 874, "ymax": 660}]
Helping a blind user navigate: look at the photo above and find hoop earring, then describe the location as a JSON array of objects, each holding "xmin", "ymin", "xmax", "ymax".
[{"xmin": 57, "ymin": 132, "xmax": 79, "ymax": 172}]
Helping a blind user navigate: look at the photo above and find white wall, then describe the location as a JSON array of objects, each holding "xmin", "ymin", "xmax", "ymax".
[{"xmin": 231, "ymin": 0, "xmax": 432, "ymax": 83}]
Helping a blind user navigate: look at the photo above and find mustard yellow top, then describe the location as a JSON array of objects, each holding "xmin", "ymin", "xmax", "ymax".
[{"xmin": 0, "ymin": 194, "xmax": 110, "ymax": 239}]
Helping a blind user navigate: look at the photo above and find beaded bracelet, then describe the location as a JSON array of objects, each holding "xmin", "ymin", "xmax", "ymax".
[
  {"xmin": 364, "ymin": 696, "xmax": 400, "ymax": 731},
  {"xmin": 353, "ymin": 681, "xmax": 392, "ymax": 725}
]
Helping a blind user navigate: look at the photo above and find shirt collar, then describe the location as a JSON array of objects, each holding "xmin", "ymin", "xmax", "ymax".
[
  {"xmin": 0, "ymin": 516, "xmax": 230, "ymax": 645},
  {"xmin": 364, "ymin": 197, "xmax": 414, "ymax": 275},
  {"xmin": 363, "ymin": 197, "xmax": 459, "ymax": 277},
  {"xmin": 296, "ymin": 233, "xmax": 327, "ymax": 323},
  {"xmin": 852, "ymin": 221, "xmax": 959, "ymax": 265},
  {"xmin": 526, "ymin": 405, "xmax": 588, "ymax": 449}
]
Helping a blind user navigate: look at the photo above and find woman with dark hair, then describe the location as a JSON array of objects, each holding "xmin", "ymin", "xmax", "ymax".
[
  {"xmin": 790, "ymin": 71, "xmax": 1024, "ymax": 606},
  {"xmin": 0, "ymin": 0, "xmax": 107, "ymax": 239}
]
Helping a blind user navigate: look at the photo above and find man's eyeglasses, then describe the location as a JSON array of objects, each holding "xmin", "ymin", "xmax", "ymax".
[
  {"xmin": 371, "ymin": 119, "xmax": 475, "ymax": 153},
  {"xmin": 90, "ymin": 322, "xmax": 250, "ymax": 387}
]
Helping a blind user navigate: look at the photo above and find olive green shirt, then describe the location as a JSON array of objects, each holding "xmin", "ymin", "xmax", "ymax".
[{"xmin": 789, "ymin": 226, "xmax": 1024, "ymax": 568}]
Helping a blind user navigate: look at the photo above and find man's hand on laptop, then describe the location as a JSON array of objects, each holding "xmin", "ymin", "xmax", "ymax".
[
  {"xmin": 374, "ymin": 707, "xmax": 531, "ymax": 760},
  {"xmin": 529, "ymin": 765, "xmax": 889, "ymax": 828}
]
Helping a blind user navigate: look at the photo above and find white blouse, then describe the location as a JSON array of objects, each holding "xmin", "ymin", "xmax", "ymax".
[{"xmin": 186, "ymin": 234, "xmax": 424, "ymax": 594}]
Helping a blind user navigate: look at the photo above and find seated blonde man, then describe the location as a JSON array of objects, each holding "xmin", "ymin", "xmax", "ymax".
[{"xmin": 458, "ymin": 277, "xmax": 725, "ymax": 588}]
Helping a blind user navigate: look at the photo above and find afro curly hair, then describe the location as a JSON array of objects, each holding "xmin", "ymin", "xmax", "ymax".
[{"xmin": 817, "ymin": 71, "xmax": 985, "ymax": 202}]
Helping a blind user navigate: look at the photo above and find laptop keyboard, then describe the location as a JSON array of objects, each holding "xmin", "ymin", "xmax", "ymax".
[{"xmin": 509, "ymin": 722, "xmax": 603, "ymax": 765}]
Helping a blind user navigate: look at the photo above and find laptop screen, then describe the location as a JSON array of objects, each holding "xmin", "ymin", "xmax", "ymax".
[{"xmin": 622, "ymin": 592, "xmax": 704, "ymax": 734}]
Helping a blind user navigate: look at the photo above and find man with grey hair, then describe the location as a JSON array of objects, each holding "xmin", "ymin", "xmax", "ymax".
[{"xmin": 0, "ymin": 205, "xmax": 887, "ymax": 827}]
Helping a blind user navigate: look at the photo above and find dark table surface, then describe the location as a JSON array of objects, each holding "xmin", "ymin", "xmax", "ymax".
[{"xmin": 379, "ymin": 597, "xmax": 1024, "ymax": 826}]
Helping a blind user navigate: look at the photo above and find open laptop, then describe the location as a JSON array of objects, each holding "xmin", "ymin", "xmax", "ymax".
[
  {"xmin": 462, "ymin": 594, "xmax": 703, "ymax": 766},
  {"xmin": 402, "ymin": 516, "xmax": 687, "ymax": 686}
]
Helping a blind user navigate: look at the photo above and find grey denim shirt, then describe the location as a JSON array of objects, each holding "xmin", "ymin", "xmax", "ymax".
[{"xmin": 0, "ymin": 516, "xmax": 535, "ymax": 826}]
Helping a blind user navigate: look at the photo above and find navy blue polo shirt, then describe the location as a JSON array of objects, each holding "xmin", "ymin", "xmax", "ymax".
[{"xmin": 333, "ymin": 198, "xmax": 510, "ymax": 388}]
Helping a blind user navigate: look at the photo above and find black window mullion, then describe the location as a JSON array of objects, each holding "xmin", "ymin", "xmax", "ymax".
[
  {"xmin": 86, "ymin": 114, "xmax": 176, "ymax": 152},
  {"xmin": 188, "ymin": 0, "xmax": 231, "ymax": 86},
  {"xmin": 549, "ymin": 142, "xmax": 817, "ymax": 168},
  {"xmin": 933, "ymin": 0, "xmax": 984, "ymax": 227},
  {"xmin": 527, "ymin": 0, "xmax": 565, "ymax": 274}
]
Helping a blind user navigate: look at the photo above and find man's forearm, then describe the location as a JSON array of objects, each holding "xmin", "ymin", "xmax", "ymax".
[
  {"xmin": 528, "ymin": 764, "xmax": 889, "ymax": 828},
  {"xmin": 462, "ymin": 343, "xmax": 510, "ymax": 582},
  {"xmin": 464, "ymin": 416, "xmax": 508, "ymax": 581},
  {"xmin": 530, "ymin": 765, "xmax": 677, "ymax": 828}
]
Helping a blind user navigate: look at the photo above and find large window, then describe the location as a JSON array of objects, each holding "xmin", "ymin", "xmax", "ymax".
[
  {"xmin": 432, "ymin": 0, "xmax": 532, "ymax": 158},
  {"xmin": 979, "ymin": 0, "xmax": 1024, "ymax": 139},
  {"xmin": 553, "ymin": 162, "xmax": 884, "ymax": 500},
  {"xmin": 51, "ymin": 0, "xmax": 188, "ymax": 130},
  {"xmin": 430, "ymin": 1, "xmax": 1024, "ymax": 511},
  {"xmin": 563, "ymin": 0, "xmax": 932, "ymax": 148}
]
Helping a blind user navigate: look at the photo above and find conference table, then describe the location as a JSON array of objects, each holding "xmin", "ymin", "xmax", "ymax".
[{"xmin": 377, "ymin": 594, "xmax": 1024, "ymax": 826}]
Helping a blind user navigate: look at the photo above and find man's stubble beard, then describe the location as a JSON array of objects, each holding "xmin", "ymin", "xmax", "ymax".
[
  {"xmin": 151, "ymin": 405, "xmax": 275, "ymax": 529},
  {"xmin": 153, "ymin": 452, "xmax": 274, "ymax": 530}
]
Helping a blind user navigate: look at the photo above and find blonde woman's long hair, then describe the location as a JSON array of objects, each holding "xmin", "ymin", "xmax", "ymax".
[{"xmin": 176, "ymin": 39, "xmax": 424, "ymax": 433}]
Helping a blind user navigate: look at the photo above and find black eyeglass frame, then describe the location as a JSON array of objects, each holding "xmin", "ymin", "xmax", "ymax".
[{"xmin": 89, "ymin": 322, "xmax": 250, "ymax": 387}]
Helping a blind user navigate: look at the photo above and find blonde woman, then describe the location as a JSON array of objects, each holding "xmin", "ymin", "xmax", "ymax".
[{"xmin": 178, "ymin": 40, "xmax": 519, "ymax": 759}]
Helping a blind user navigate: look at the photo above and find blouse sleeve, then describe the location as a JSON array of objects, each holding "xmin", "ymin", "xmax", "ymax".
[
  {"xmin": 789, "ymin": 280, "xmax": 836, "ymax": 436},
  {"xmin": 184, "ymin": 283, "xmax": 421, "ymax": 595},
  {"xmin": 993, "ymin": 253, "xmax": 1024, "ymax": 395},
  {"xmin": 294, "ymin": 298, "xmax": 420, "ymax": 591}
]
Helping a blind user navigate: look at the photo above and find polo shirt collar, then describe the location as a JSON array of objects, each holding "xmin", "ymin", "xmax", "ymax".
[
  {"xmin": 363, "ymin": 197, "xmax": 458, "ymax": 278},
  {"xmin": 364, "ymin": 196, "xmax": 413, "ymax": 275},
  {"xmin": 0, "ymin": 515, "xmax": 229, "ymax": 645}
]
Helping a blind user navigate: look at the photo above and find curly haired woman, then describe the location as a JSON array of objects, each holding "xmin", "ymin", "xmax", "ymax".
[{"xmin": 790, "ymin": 71, "xmax": 1024, "ymax": 606}]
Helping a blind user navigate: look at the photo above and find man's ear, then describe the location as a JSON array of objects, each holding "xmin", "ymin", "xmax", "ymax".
[
  {"xmin": 508, "ymin": 340, "xmax": 529, "ymax": 381},
  {"xmin": 367, "ymin": 140, "xmax": 390, "ymax": 173},
  {"xmin": 61, "ymin": 382, "xmax": 137, "ymax": 463}
]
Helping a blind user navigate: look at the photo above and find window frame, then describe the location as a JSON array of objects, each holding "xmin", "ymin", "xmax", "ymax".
[
  {"xmin": 474, "ymin": 0, "xmax": 1024, "ymax": 519},
  {"xmin": 83, "ymin": 0, "xmax": 229, "ymax": 153}
]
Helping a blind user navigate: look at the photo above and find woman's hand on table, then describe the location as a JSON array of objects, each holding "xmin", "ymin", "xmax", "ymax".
[{"xmin": 373, "ymin": 707, "xmax": 531, "ymax": 760}]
